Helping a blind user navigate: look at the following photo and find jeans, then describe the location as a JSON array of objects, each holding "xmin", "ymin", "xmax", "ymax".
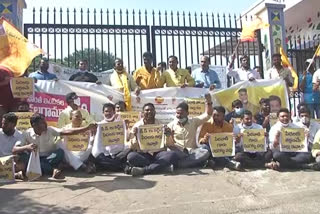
[
  {"xmin": 127, "ymin": 151, "xmax": 178, "ymax": 174},
  {"xmin": 95, "ymin": 148, "xmax": 131, "ymax": 171},
  {"xmin": 172, "ymin": 147, "xmax": 210, "ymax": 168},
  {"xmin": 199, "ymin": 143, "xmax": 232, "ymax": 167},
  {"xmin": 306, "ymin": 103, "xmax": 320, "ymax": 119},
  {"xmin": 40, "ymin": 149, "xmax": 64, "ymax": 175},
  {"xmin": 234, "ymin": 152, "xmax": 267, "ymax": 168},
  {"xmin": 273, "ymin": 151, "xmax": 312, "ymax": 169}
]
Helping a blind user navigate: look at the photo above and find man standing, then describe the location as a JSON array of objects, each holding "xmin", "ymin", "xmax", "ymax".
[
  {"xmin": 69, "ymin": 59, "xmax": 99, "ymax": 83},
  {"xmin": 133, "ymin": 52, "xmax": 161, "ymax": 90},
  {"xmin": 192, "ymin": 56, "xmax": 221, "ymax": 90},
  {"xmin": 233, "ymin": 110, "xmax": 270, "ymax": 168},
  {"xmin": 158, "ymin": 56, "xmax": 195, "ymax": 87},
  {"xmin": 269, "ymin": 108, "xmax": 310, "ymax": 170},
  {"xmin": 109, "ymin": 58, "xmax": 140, "ymax": 94},
  {"xmin": 13, "ymin": 113, "xmax": 97, "ymax": 179},
  {"xmin": 227, "ymin": 55, "xmax": 261, "ymax": 83},
  {"xmin": 29, "ymin": 58, "xmax": 57, "ymax": 81},
  {"xmin": 127, "ymin": 103, "xmax": 178, "ymax": 176},
  {"xmin": 57, "ymin": 92, "xmax": 94, "ymax": 128},
  {"xmin": 265, "ymin": 54, "xmax": 294, "ymax": 88},
  {"xmin": 164, "ymin": 94, "xmax": 213, "ymax": 168}
]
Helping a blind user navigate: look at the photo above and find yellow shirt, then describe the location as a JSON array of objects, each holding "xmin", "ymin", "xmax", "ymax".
[
  {"xmin": 198, "ymin": 119, "xmax": 234, "ymax": 142},
  {"xmin": 158, "ymin": 68, "xmax": 195, "ymax": 87},
  {"xmin": 133, "ymin": 66, "xmax": 161, "ymax": 89}
]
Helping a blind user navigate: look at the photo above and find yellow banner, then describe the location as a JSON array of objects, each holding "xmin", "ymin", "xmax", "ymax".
[
  {"xmin": 101, "ymin": 121, "xmax": 125, "ymax": 146},
  {"xmin": 281, "ymin": 128, "xmax": 308, "ymax": 152},
  {"xmin": 14, "ymin": 112, "xmax": 33, "ymax": 131},
  {"xmin": 243, "ymin": 129, "xmax": 266, "ymax": 152},
  {"xmin": 0, "ymin": 17, "xmax": 43, "ymax": 77},
  {"xmin": 138, "ymin": 124, "xmax": 164, "ymax": 152},
  {"xmin": 185, "ymin": 98, "xmax": 205, "ymax": 117},
  {"xmin": 119, "ymin": 111, "xmax": 140, "ymax": 129},
  {"xmin": 209, "ymin": 133, "xmax": 234, "ymax": 157},
  {"xmin": 0, "ymin": 155, "xmax": 14, "ymax": 182},
  {"xmin": 10, "ymin": 77, "xmax": 34, "ymax": 98},
  {"xmin": 65, "ymin": 132, "xmax": 90, "ymax": 151}
]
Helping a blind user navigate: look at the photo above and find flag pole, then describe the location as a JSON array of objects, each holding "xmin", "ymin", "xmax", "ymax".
[{"xmin": 305, "ymin": 45, "xmax": 320, "ymax": 73}]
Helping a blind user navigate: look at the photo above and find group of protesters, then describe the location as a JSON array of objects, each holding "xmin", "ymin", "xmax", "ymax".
[{"xmin": 1, "ymin": 50, "xmax": 320, "ymax": 181}]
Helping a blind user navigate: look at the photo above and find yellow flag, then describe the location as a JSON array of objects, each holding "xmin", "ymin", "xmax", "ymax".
[
  {"xmin": 279, "ymin": 47, "xmax": 298, "ymax": 90},
  {"xmin": 240, "ymin": 18, "xmax": 269, "ymax": 42},
  {"xmin": 315, "ymin": 44, "xmax": 320, "ymax": 57},
  {"xmin": 0, "ymin": 17, "xmax": 43, "ymax": 77}
]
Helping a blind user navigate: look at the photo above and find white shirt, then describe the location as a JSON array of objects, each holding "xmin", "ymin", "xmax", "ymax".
[
  {"xmin": 227, "ymin": 67, "xmax": 261, "ymax": 83},
  {"xmin": 268, "ymin": 121, "xmax": 301, "ymax": 151},
  {"xmin": 94, "ymin": 119, "xmax": 125, "ymax": 157},
  {"xmin": 312, "ymin": 69, "xmax": 320, "ymax": 84},
  {"xmin": 0, "ymin": 129, "xmax": 23, "ymax": 157},
  {"xmin": 15, "ymin": 126, "xmax": 61, "ymax": 156},
  {"xmin": 233, "ymin": 122, "xmax": 265, "ymax": 150},
  {"xmin": 295, "ymin": 120, "xmax": 320, "ymax": 148}
]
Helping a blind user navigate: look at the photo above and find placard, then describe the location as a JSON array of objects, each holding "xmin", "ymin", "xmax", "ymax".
[
  {"xmin": 185, "ymin": 98, "xmax": 205, "ymax": 117},
  {"xmin": 243, "ymin": 129, "xmax": 266, "ymax": 152},
  {"xmin": 137, "ymin": 124, "xmax": 164, "ymax": 152},
  {"xmin": 14, "ymin": 112, "xmax": 33, "ymax": 131},
  {"xmin": 119, "ymin": 111, "xmax": 140, "ymax": 129},
  {"xmin": 101, "ymin": 121, "xmax": 126, "ymax": 146},
  {"xmin": 0, "ymin": 155, "xmax": 14, "ymax": 183},
  {"xmin": 10, "ymin": 77, "xmax": 34, "ymax": 98},
  {"xmin": 65, "ymin": 131, "xmax": 90, "ymax": 151},
  {"xmin": 280, "ymin": 128, "xmax": 308, "ymax": 152},
  {"xmin": 209, "ymin": 132, "xmax": 234, "ymax": 157}
]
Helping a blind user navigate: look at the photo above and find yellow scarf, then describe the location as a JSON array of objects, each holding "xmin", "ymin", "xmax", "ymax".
[{"xmin": 113, "ymin": 70, "xmax": 132, "ymax": 110}]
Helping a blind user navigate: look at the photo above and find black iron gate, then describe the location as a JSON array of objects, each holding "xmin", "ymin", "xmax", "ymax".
[{"xmin": 24, "ymin": 8, "xmax": 262, "ymax": 73}]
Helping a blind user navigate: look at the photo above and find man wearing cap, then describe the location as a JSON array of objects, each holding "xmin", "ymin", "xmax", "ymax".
[
  {"xmin": 227, "ymin": 55, "xmax": 261, "ymax": 84},
  {"xmin": 57, "ymin": 92, "xmax": 95, "ymax": 128},
  {"xmin": 300, "ymin": 59, "xmax": 320, "ymax": 118}
]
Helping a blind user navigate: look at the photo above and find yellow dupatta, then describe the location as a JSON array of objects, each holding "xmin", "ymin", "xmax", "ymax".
[{"xmin": 113, "ymin": 69, "xmax": 132, "ymax": 110}]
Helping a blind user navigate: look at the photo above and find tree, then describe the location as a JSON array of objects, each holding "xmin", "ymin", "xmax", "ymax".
[{"xmin": 63, "ymin": 48, "xmax": 115, "ymax": 72}]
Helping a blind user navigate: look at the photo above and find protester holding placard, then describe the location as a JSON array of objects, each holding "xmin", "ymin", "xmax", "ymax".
[
  {"xmin": 69, "ymin": 59, "xmax": 99, "ymax": 83},
  {"xmin": 165, "ymin": 94, "xmax": 213, "ymax": 168},
  {"xmin": 0, "ymin": 113, "xmax": 25, "ymax": 180},
  {"xmin": 233, "ymin": 110, "xmax": 271, "ymax": 168},
  {"xmin": 93, "ymin": 103, "xmax": 130, "ymax": 172},
  {"xmin": 254, "ymin": 98, "xmax": 271, "ymax": 132},
  {"xmin": 269, "ymin": 108, "xmax": 310, "ymax": 170},
  {"xmin": 158, "ymin": 55, "xmax": 195, "ymax": 88},
  {"xmin": 127, "ymin": 103, "xmax": 178, "ymax": 176},
  {"xmin": 133, "ymin": 52, "xmax": 161, "ymax": 90},
  {"xmin": 198, "ymin": 106, "xmax": 240, "ymax": 170},
  {"xmin": 59, "ymin": 110, "xmax": 96, "ymax": 174},
  {"xmin": 57, "ymin": 92, "xmax": 95, "ymax": 128},
  {"xmin": 13, "ymin": 113, "xmax": 97, "ymax": 179},
  {"xmin": 28, "ymin": 58, "xmax": 57, "ymax": 81},
  {"xmin": 225, "ymin": 99, "xmax": 243, "ymax": 125}
]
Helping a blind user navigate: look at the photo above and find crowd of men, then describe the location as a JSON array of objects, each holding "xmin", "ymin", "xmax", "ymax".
[{"xmin": 1, "ymin": 51, "xmax": 320, "ymax": 180}]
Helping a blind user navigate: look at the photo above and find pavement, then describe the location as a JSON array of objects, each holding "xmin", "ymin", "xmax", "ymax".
[{"xmin": 1, "ymin": 168, "xmax": 320, "ymax": 214}]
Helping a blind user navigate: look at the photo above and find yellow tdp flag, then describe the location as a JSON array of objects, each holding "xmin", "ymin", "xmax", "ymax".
[
  {"xmin": 0, "ymin": 17, "xmax": 43, "ymax": 77},
  {"xmin": 279, "ymin": 47, "xmax": 298, "ymax": 90},
  {"xmin": 315, "ymin": 44, "xmax": 320, "ymax": 57},
  {"xmin": 240, "ymin": 18, "xmax": 269, "ymax": 42}
]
